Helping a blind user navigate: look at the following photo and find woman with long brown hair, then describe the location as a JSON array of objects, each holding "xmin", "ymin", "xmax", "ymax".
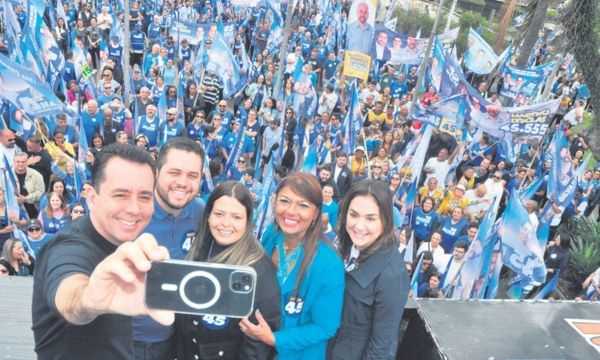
[
  {"xmin": 240, "ymin": 172, "xmax": 345, "ymax": 360},
  {"xmin": 174, "ymin": 181, "xmax": 280, "ymax": 359}
]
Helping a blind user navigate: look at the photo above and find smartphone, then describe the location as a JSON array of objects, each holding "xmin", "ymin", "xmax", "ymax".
[{"xmin": 145, "ymin": 259, "xmax": 257, "ymax": 318}]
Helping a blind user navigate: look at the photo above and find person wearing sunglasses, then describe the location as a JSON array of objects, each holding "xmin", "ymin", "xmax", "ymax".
[
  {"xmin": 70, "ymin": 203, "xmax": 87, "ymax": 221},
  {"xmin": 25, "ymin": 219, "xmax": 52, "ymax": 258}
]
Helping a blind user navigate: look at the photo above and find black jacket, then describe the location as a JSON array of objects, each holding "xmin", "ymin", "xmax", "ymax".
[
  {"xmin": 328, "ymin": 245, "xmax": 409, "ymax": 360},
  {"xmin": 174, "ymin": 255, "xmax": 280, "ymax": 360},
  {"xmin": 332, "ymin": 165, "xmax": 352, "ymax": 197}
]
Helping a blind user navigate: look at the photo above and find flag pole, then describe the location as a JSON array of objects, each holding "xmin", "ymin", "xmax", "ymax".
[
  {"xmin": 122, "ymin": 0, "xmax": 132, "ymax": 108},
  {"xmin": 412, "ymin": 0, "xmax": 447, "ymax": 108}
]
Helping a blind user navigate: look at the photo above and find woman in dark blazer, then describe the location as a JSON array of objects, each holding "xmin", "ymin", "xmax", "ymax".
[
  {"xmin": 174, "ymin": 181, "xmax": 280, "ymax": 360},
  {"xmin": 328, "ymin": 180, "xmax": 410, "ymax": 360}
]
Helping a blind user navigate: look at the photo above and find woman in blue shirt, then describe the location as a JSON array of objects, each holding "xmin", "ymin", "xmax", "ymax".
[
  {"xmin": 328, "ymin": 180, "xmax": 409, "ymax": 359},
  {"xmin": 411, "ymin": 196, "xmax": 439, "ymax": 244},
  {"xmin": 240, "ymin": 172, "xmax": 345, "ymax": 360},
  {"xmin": 186, "ymin": 110, "xmax": 206, "ymax": 142},
  {"xmin": 38, "ymin": 192, "xmax": 71, "ymax": 235}
]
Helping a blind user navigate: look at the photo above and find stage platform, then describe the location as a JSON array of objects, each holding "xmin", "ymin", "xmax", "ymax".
[
  {"xmin": 3, "ymin": 277, "xmax": 600, "ymax": 360},
  {"xmin": 399, "ymin": 298, "xmax": 600, "ymax": 360},
  {"xmin": 0, "ymin": 277, "xmax": 35, "ymax": 360}
]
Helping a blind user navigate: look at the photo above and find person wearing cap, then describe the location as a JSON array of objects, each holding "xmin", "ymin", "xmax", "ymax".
[
  {"xmin": 26, "ymin": 219, "xmax": 52, "ymax": 257},
  {"xmin": 158, "ymin": 108, "xmax": 185, "ymax": 147},
  {"xmin": 437, "ymin": 183, "xmax": 470, "ymax": 216},
  {"xmin": 350, "ymin": 146, "xmax": 367, "ymax": 179}
]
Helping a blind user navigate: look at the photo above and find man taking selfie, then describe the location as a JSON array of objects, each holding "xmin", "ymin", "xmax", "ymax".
[{"xmin": 32, "ymin": 143, "xmax": 173, "ymax": 360}]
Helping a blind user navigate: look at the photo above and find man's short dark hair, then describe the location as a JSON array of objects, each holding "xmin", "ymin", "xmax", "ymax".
[
  {"xmin": 454, "ymin": 240, "xmax": 468, "ymax": 252},
  {"xmin": 92, "ymin": 143, "xmax": 155, "ymax": 191},
  {"xmin": 156, "ymin": 137, "xmax": 205, "ymax": 171}
]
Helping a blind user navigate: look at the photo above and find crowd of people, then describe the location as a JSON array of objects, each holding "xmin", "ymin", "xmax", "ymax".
[{"xmin": 0, "ymin": 0, "xmax": 599, "ymax": 358}]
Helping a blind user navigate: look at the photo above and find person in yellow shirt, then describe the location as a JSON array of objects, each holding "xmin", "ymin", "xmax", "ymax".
[
  {"xmin": 418, "ymin": 176, "xmax": 444, "ymax": 206},
  {"xmin": 367, "ymin": 101, "xmax": 386, "ymax": 128},
  {"xmin": 44, "ymin": 130, "xmax": 76, "ymax": 171},
  {"xmin": 350, "ymin": 146, "xmax": 368, "ymax": 178},
  {"xmin": 437, "ymin": 183, "xmax": 470, "ymax": 216}
]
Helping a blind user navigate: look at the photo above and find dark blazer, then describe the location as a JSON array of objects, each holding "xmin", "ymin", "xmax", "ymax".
[
  {"xmin": 174, "ymin": 255, "xmax": 280, "ymax": 360},
  {"xmin": 332, "ymin": 165, "xmax": 353, "ymax": 197},
  {"xmin": 328, "ymin": 245, "xmax": 410, "ymax": 360}
]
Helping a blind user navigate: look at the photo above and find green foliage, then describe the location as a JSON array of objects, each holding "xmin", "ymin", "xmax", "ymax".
[
  {"xmin": 570, "ymin": 218, "xmax": 600, "ymax": 277},
  {"xmin": 547, "ymin": 8, "xmax": 559, "ymax": 19},
  {"xmin": 394, "ymin": 8, "xmax": 436, "ymax": 36},
  {"xmin": 456, "ymin": 11, "xmax": 495, "ymax": 56}
]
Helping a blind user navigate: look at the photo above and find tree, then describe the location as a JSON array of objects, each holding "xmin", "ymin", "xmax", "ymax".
[
  {"xmin": 563, "ymin": 0, "xmax": 600, "ymax": 157},
  {"xmin": 516, "ymin": 0, "xmax": 550, "ymax": 67}
]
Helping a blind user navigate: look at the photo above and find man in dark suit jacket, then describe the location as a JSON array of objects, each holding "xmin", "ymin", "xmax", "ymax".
[
  {"xmin": 331, "ymin": 151, "xmax": 353, "ymax": 198},
  {"xmin": 371, "ymin": 31, "xmax": 391, "ymax": 63}
]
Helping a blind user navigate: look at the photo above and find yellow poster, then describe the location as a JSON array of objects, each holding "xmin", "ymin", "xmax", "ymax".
[{"xmin": 342, "ymin": 51, "xmax": 372, "ymax": 81}]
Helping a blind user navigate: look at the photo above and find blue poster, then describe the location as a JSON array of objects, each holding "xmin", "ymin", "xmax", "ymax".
[
  {"xmin": 500, "ymin": 65, "xmax": 545, "ymax": 103},
  {"xmin": 464, "ymin": 28, "xmax": 498, "ymax": 75},
  {"xmin": 370, "ymin": 25, "xmax": 427, "ymax": 65}
]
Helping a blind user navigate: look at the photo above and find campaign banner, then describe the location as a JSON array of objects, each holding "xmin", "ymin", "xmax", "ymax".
[
  {"xmin": 501, "ymin": 99, "xmax": 559, "ymax": 139},
  {"xmin": 370, "ymin": 25, "xmax": 427, "ymax": 65},
  {"xmin": 0, "ymin": 54, "xmax": 65, "ymax": 117},
  {"xmin": 346, "ymin": 0, "xmax": 377, "ymax": 54},
  {"xmin": 342, "ymin": 51, "xmax": 371, "ymax": 81},
  {"xmin": 500, "ymin": 65, "xmax": 545, "ymax": 103},
  {"xmin": 429, "ymin": 38, "xmax": 446, "ymax": 92},
  {"xmin": 206, "ymin": 34, "xmax": 245, "ymax": 98},
  {"xmin": 172, "ymin": 20, "xmax": 210, "ymax": 46},
  {"xmin": 464, "ymin": 28, "xmax": 498, "ymax": 75}
]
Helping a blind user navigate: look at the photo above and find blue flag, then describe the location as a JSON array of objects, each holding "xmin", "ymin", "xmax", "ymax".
[
  {"xmin": 206, "ymin": 33, "xmax": 246, "ymax": 98},
  {"xmin": 534, "ymin": 270, "xmax": 560, "ymax": 300},
  {"xmin": 342, "ymin": 81, "xmax": 362, "ymax": 155},
  {"xmin": 0, "ymin": 54, "xmax": 65, "ymax": 117},
  {"xmin": 463, "ymin": 28, "xmax": 499, "ymax": 75},
  {"xmin": 500, "ymin": 191, "xmax": 547, "ymax": 288},
  {"xmin": 452, "ymin": 196, "xmax": 501, "ymax": 299}
]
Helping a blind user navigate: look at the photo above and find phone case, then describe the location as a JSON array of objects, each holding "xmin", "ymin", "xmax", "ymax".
[{"xmin": 145, "ymin": 260, "xmax": 257, "ymax": 318}]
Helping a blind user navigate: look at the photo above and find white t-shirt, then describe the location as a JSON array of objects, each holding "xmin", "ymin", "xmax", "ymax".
[{"xmin": 424, "ymin": 157, "xmax": 451, "ymax": 185}]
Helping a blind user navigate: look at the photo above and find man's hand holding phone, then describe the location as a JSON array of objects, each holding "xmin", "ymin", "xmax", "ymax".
[{"xmin": 80, "ymin": 233, "xmax": 174, "ymax": 326}]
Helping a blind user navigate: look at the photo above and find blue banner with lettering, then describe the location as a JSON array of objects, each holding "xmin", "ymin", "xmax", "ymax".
[
  {"xmin": 501, "ymin": 99, "xmax": 559, "ymax": 140},
  {"xmin": 0, "ymin": 54, "xmax": 65, "ymax": 117}
]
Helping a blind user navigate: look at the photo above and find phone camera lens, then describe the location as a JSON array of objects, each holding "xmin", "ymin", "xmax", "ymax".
[
  {"xmin": 232, "ymin": 282, "xmax": 242, "ymax": 291},
  {"xmin": 242, "ymin": 275, "xmax": 251, "ymax": 283}
]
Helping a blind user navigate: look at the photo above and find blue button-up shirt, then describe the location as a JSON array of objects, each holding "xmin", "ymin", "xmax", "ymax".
[{"xmin": 132, "ymin": 196, "xmax": 204, "ymax": 343}]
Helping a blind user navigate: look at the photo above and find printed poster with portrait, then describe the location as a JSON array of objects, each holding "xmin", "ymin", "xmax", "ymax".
[
  {"xmin": 370, "ymin": 25, "xmax": 427, "ymax": 66},
  {"xmin": 345, "ymin": 0, "xmax": 378, "ymax": 55}
]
